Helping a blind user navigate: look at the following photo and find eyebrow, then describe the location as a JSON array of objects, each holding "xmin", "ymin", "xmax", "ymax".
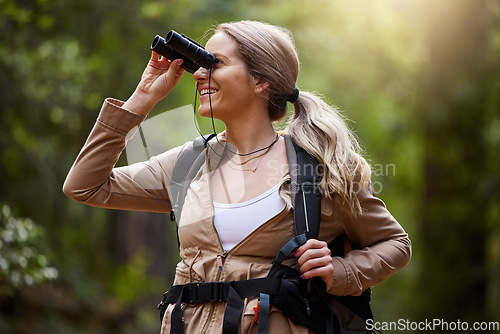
[{"xmin": 211, "ymin": 52, "xmax": 229, "ymax": 60}]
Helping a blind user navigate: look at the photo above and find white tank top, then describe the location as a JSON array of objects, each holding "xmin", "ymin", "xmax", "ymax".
[{"xmin": 213, "ymin": 183, "xmax": 286, "ymax": 251}]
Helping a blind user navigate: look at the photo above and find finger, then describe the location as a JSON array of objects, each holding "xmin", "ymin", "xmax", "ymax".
[
  {"xmin": 296, "ymin": 242, "xmax": 330, "ymax": 266},
  {"xmin": 296, "ymin": 239, "xmax": 328, "ymax": 256},
  {"xmin": 151, "ymin": 51, "xmax": 160, "ymax": 61},
  {"xmin": 163, "ymin": 59, "xmax": 184, "ymax": 86},
  {"xmin": 170, "ymin": 59, "xmax": 184, "ymax": 76},
  {"xmin": 151, "ymin": 52, "xmax": 173, "ymax": 70},
  {"xmin": 299, "ymin": 255, "xmax": 333, "ymax": 274},
  {"xmin": 300, "ymin": 264, "xmax": 334, "ymax": 289},
  {"xmin": 175, "ymin": 61, "xmax": 185, "ymax": 76},
  {"xmin": 297, "ymin": 248, "xmax": 331, "ymax": 267}
]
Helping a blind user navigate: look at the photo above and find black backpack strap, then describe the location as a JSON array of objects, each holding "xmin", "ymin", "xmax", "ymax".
[
  {"xmin": 257, "ymin": 293, "xmax": 270, "ymax": 334},
  {"xmin": 273, "ymin": 233, "xmax": 308, "ymax": 265},
  {"xmin": 170, "ymin": 134, "xmax": 216, "ymax": 224},
  {"xmin": 161, "ymin": 134, "xmax": 375, "ymax": 334},
  {"xmin": 169, "ymin": 134, "xmax": 215, "ymax": 250},
  {"xmin": 284, "ymin": 135, "xmax": 322, "ymax": 239}
]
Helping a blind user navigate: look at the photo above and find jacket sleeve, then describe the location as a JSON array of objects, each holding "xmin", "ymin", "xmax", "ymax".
[
  {"xmin": 327, "ymin": 189, "xmax": 412, "ymax": 296},
  {"xmin": 63, "ymin": 98, "xmax": 185, "ymax": 213}
]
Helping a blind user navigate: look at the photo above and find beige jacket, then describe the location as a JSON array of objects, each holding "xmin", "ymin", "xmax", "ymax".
[{"xmin": 63, "ymin": 99, "xmax": 411, "ymax": 334}]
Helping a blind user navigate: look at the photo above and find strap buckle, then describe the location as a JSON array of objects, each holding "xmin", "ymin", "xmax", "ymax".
[
  {"xmin": 157, "ymin": 291, "xmax": 170, "ymax": 322},
  {"xmin": 188, "ymin": 281, "xmax": 225, "ymax": 303}
]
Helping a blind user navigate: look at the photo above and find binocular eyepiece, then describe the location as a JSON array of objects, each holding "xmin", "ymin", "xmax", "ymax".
[{"xmin": 151, "ymin": 30, "xmax": 216, "ymax": 74}]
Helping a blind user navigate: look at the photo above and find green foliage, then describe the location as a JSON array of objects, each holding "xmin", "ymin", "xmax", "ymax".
[
  {"xmin": 107, "ymin": 248, "xmax": 163, "ymax": 304},
  {"xmin": 0, "ymin": 203, "xmax": 58, "ymax": 296}
]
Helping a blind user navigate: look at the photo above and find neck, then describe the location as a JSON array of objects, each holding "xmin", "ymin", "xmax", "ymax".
[{"xmin": 224, "ymin": 120, "xmax": 277, "ymax": 156}]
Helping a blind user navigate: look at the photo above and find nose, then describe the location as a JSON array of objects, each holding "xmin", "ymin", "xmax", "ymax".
[{"xmin": 193, "ymin": 66, "xmax": 210, "ymax": 82}]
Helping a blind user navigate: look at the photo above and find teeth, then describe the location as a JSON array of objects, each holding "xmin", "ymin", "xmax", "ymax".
[{"xmin": 200, "ymin": 89, "xmax": 218, "ymax": 96}]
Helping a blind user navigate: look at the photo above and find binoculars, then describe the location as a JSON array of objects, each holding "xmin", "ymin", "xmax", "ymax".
[{"xmin": 151, "ymin": 30, "xmax": 216, "ymax": 74}]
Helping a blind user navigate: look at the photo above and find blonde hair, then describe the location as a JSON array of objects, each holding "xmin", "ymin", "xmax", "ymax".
[{"xmin": 215, "ymin": 21, "xmax": 371, "ymax": 216}]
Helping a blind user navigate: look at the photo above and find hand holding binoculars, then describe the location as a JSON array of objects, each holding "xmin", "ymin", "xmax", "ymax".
[{"xmin": 151, "ymin": 31, "xmax": 216, "ymax": 74}]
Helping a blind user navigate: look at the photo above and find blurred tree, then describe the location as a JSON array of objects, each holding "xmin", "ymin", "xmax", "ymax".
[
  {"xmin": 414, "ymin": 0, "xmax": 500, "ymax": 322},
  {"xmin": 0, "ymin": 203, "xmax": 58, "ymax": 297},
  {"xmin": 0, "ymin": 0, "xmax": 254, "ymax": 332}
]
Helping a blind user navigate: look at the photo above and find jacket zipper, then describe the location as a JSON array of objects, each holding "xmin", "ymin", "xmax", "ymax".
[
  {"xmin": 217, "ymin": 251, "xmax": 228, "ymax": 272},
  {"xmin": 201, "ymin": 166, "xmax": 228, "ymax": 334},
  {"xmin": 200, "ymin": 206, "xmax": 288, "ymax": 333},
  {"xmin": 201, "ymin": 256, "xmax": 226, "ymax": 334},
  {"xmin": 200, "ymin": 172, "xmax": 290, "ymax": 333}
]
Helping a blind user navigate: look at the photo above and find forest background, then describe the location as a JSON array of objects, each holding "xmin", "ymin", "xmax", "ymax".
[{"xmin": 1, "ymin": 0, "xmax": 499, "ymax": 333}]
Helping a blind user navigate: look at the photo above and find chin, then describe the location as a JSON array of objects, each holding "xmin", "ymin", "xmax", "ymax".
[
  {"xmin": 197, "ymin": 106, "xmax": 228, "ymax": 124},
  {"xmin": 197, "ymin": 106, "xmax": 212, "ymax": 118}
]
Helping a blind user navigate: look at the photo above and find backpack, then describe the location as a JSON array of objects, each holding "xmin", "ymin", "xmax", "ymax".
[{"xmin": 158, "ymin": 134, "xmax": 375, "ymax": 334}]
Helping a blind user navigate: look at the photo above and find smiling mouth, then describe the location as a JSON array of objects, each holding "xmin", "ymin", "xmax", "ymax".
[{"xmin": 200, "ymin": 88, "xmax": 219, "ymax": 96}]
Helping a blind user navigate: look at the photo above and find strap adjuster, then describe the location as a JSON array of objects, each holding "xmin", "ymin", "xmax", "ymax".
[
  {"xmin": 211, "ymin": 281, "xmax": 224, "ymax": 302},
  {"xmin": 188, "ymin": 282, "xmax": 225, "ymax": 303}
]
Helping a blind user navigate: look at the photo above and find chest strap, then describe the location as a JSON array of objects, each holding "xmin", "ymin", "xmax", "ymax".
[
  {"xmin": 159, "ymin": 234, "xmax": 307, "ymax": 333},
  {"xmin": 161, "ymin": 277, "xmax": 282, "ymax": 305},
  {"xmin": 159, "ymin": 277, "xmax": 282, "ymax": 333}
]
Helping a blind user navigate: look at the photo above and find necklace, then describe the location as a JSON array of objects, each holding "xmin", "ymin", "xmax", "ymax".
[
  {"xmin": 228, "ymin": 150, "xmax": 269, "ymax": 166},
  {"xmin": 227, "ymin": 133, "xmax": 280, "ymax": 157},
  {"xmin": 226, "ymin": 151, "xmax": 268, "ymax": 173},
  {"xmin": 225, "ymin": 136, "xmax": 279, "ymax": 172}
]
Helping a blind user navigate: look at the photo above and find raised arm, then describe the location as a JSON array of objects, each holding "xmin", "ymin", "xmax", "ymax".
[{"xmin": 63, "ymin": 53, "xmax": 186, "ymax": 212}]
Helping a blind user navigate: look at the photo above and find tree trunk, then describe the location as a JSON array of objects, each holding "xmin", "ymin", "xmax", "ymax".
[{"xmin": 107, "ymin": 210, "xmax": 178, "ymax": 283}]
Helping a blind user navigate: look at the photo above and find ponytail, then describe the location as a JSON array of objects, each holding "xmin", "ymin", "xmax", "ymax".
[
  {"xmin": 286, "ymin": 91, "xmax": 371, "ymax": 217},
  {"xmin": 215, "ymin": 21, "xmax": 371, "ymax": 216}
]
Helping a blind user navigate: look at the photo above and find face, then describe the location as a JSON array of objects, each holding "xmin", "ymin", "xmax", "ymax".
[{"xmin": 193, "ymin": 32, "xmax": 263, "ymax": 122}]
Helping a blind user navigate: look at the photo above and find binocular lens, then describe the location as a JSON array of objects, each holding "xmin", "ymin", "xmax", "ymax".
[
  {"xmin": 151, "ymin": 35, "xmax": 200, "ymax": 74},
  {"xmin": 150, "ymin": 31, "xmax": 216, "ymax": 74},
  {"xmin": 164, "ymin": 31, "xmax": 216, "ymax": 69}
]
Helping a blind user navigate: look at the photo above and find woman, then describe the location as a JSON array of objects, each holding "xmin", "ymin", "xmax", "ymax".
[{"xmin": 64, "ymin": 20, "xmax": 411, "ymax": 333}]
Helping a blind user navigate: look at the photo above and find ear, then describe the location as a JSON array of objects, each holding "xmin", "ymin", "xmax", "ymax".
[{"xmin": 254, "ymin": 78, "xmax": 270, "ymax": 96}]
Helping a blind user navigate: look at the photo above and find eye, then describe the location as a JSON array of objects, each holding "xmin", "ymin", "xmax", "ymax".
[{"xmin": 211, "ymin": 59, "xmax": 223, "ymax": 70}]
